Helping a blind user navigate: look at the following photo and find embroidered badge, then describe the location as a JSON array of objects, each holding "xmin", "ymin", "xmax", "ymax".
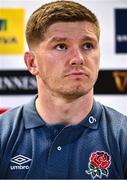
[{"xmin": 85, "ymin": 151, "xmax": 111, "ymax": 179}]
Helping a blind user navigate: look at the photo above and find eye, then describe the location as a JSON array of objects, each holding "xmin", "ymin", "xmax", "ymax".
[
  {"xmin": 55, "ymin": 44, "xmax": 67, "ymax": 50},
  {"xmin": 83, "ymin": 43, "xmax": 93, "ymax": 50}
]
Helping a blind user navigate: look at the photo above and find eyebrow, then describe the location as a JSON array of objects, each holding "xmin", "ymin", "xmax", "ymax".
[
  {"xmin": 48, "ymin": 35, "xmax": 97, "ymax": 44},
  {"xmin": 48, "ymin": 37, "xmax": 68, "ymax": 44},
  {"xmin": 81, "ymin": 36, "xmax": 97, "ymax": 42}
]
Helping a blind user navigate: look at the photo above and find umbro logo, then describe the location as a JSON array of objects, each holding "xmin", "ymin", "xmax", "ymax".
[
  {"xmin": 11, "ymin": 155, "xmax": 31, "ymax": 165},
  {"xmin": 10, "ymin": 155, "xmax": 32, "ymax": 170}
]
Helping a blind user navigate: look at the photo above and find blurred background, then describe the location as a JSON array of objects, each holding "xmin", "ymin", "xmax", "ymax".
[{"xmin": 0, "ymin": 0, "xmax": 127, "ymax": 115}]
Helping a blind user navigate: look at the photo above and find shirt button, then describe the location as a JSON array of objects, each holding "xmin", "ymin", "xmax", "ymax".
[{"xmin": 57, "ymin": 146, "xmax": 62, "ymax": 151}]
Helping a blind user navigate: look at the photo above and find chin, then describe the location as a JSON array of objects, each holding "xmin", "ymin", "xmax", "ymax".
[{"xmin": 60, "ymin": 87, "xmax": 91, "ymax": 100}]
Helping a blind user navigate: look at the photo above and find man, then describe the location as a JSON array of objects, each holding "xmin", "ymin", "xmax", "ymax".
[{"xmin": 0, "ymin": 0, "xmax": 127, "ymax": 179}]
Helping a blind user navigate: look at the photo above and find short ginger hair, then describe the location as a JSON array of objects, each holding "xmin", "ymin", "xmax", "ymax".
[{"xmin": 26, "ymin": 0, "xmax": 100, "ymax": 48}]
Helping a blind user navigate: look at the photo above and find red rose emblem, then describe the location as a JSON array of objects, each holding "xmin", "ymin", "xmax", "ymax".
[
  {"xmin": 86, "ymin": 151, "xmax": 111, "ymax": 178},
  {"xmin": 90, "ymin": 151, "xmax": 111, "ymax": 169}
]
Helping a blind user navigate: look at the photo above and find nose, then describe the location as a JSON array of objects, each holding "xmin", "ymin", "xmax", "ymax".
[{"xmin": 69, "ymin": 48, "xmax": 84, "ymax": 66}]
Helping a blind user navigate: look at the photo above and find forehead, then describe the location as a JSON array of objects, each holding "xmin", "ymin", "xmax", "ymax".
[{"xmin": 43, "ymin": 21, "xmax": 98, "ymax": 42}]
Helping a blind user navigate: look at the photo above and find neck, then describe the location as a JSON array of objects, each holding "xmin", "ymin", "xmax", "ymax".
[{"xmin": 35, "ymin": 89, "xmax": 94, "ymax": 125}]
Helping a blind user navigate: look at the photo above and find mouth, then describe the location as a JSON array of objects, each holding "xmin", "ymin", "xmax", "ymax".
[{"xmin": 65, "ymin": 71, "xmax": 87, "ymax": 77}]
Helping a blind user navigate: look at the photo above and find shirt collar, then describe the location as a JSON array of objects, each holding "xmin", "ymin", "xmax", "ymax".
[
  {"xmin": 23, "ymin": 95, "xmax": 45, "ymax": 129},
  {"xmin": 80, "ymin": 100, "xmax": 102, "ymax": 129},
  {"xmin": 23, "ymin": 95, "xmax": 102, "ymax": 130}
]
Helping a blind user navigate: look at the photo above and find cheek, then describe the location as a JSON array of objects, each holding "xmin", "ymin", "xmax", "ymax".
[
  {"xmin": 86, "ymin": 59, "xmax": 99, "ymax": 72},
  {"xmin": 91, "ymin": 55, "xmax": 100, "ymax": 70},
  {"xmin": 36, "ymin": 55, "xmax": 49, "ymax": 75},
  {"xmin": 37, "ymin": 60, "xmax": 59, "ymax": 80}
]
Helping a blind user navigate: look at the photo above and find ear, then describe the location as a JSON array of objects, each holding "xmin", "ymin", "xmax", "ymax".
[{"xmin": 24, "ymin": 51, "xmax": 38, "ymax": 75}]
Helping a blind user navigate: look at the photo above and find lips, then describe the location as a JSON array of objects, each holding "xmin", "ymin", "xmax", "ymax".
[{"xmin": 65, "ymin": 70, "xmax": 87, "ymax": 77}]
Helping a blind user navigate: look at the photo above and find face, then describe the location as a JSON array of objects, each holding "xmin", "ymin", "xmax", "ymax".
[{"xmin": 27, "ymin": 21, "xmax": 100, "ymax": 99}]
